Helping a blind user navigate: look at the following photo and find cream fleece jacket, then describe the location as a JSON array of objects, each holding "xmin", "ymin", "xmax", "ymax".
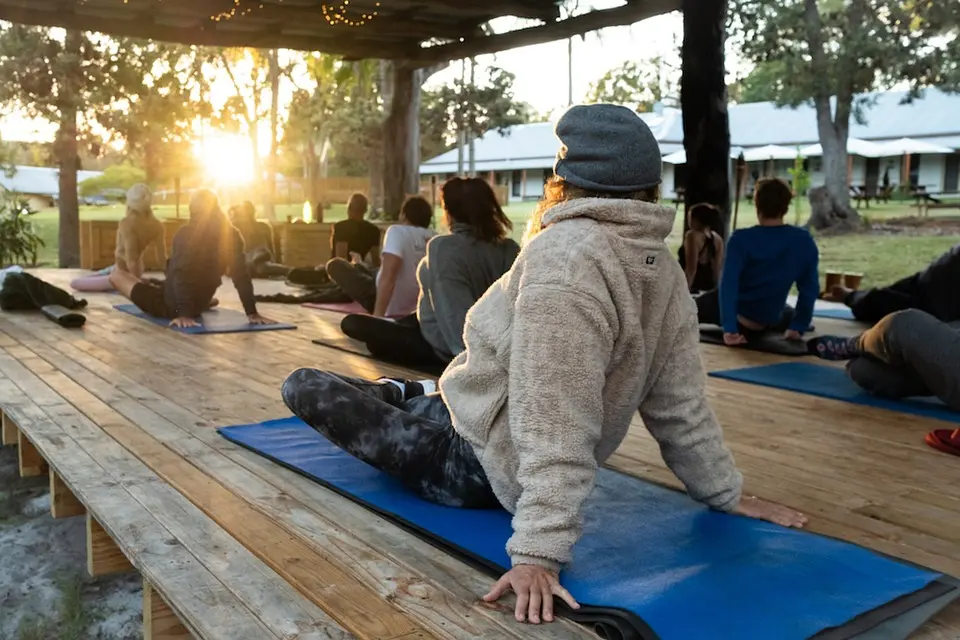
[{"xmin": 439, "ymin": 197, "xmax": 743, "ymax": 573}]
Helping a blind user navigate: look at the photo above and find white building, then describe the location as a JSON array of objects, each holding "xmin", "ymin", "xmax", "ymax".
[
  {"xmin": 0, "ymin": 165, "xmax": 103, "ymax": 211},
  {"xmin": 420, "ymin": 88, "xmax": 960, "ymax": 203}
]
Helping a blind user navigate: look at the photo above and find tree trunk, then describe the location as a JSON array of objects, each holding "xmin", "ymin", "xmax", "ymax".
[
  {"xmin": 57, "ymin": 30, "xmax": 82, "ymax": 268},
  {"xmin": 383, "ymin": 62, "xmax": 415, "ymax": 219},
  {"xmin": 807, "ymin": 102, "xmax": 860, "ymax": 232},
  {"xmin": 680, "ymin": 0, "xmax": 731, "ymax": 238},
  {"xmin": 405, "ymin": 68, "xmax": 424, "ymax": 198},
  {"xmin": 264, "ymin": 49, "xmax": 280, "ymax": 220}
]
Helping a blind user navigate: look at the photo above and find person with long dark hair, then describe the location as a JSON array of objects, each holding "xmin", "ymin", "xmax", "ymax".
[
  {"xmin": 109, "ymin": 189, "xmax": 274, "ymax": 328},
  {"xmin": 339, "ymin": 177, "xmax": 519, "ymax": 367},
  {"xmin": 283, "ymin": 104, "xmax": 805, "ymax": 626},
  {"xmin": 678, "ymin": 203, "xmax": 724, "ymax": 293}
]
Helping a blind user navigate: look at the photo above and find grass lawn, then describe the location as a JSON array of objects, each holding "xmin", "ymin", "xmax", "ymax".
[{"xmin": 28, "ymin": 199, "xmax": 959, "ymax": 289}]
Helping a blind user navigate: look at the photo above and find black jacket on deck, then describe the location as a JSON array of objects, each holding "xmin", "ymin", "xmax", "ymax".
[{"xmin": 163, "ymin": 219, "xmax": 258, "ymax": 318}]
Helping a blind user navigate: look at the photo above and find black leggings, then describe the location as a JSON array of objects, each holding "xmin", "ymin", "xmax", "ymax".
[
  {"xmin": 341, "ymin": 313, "xmax": 447, "ymax": 367},
  {"xmin": 281, "ymin": 368, "xmax": 498, "ymax": 508}
]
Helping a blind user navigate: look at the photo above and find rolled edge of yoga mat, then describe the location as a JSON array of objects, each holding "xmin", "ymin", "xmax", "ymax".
[{"xmin": 41, "ymin": 305, "xmax": 86, "ymax": 328}]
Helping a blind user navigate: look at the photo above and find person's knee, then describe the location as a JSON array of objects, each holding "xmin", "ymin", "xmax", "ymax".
[
  {"xmin": 325, "ymin": 258, "xmax": 349, "ymax": 280},
  {"xmin": 875, "ymin": 308, "xmax": 935, "ymax": 340},
  {"xmin": 281, "ymin": 368, "xmax": 334, "ymax": 412},
  {"xmin": 340, "ymin": 313, "xmax": 373, "ymax": 341}
]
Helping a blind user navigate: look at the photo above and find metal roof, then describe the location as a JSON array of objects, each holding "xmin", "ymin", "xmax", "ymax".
[
  {"xmin": 421, "ymin": 88, "xmax": 960, "ymax": 173},
  {"xmin": 0, "ymin": 166, "xmax": 103, "ymax": 197}
]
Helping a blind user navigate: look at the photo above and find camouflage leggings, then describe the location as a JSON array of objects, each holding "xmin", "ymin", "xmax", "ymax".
[{"xmin": 281, "ymin": 368, "xmax": 500, "ymax": 509}]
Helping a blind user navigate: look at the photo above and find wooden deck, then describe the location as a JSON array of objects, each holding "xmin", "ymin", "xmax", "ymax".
[{"xmin": 1, "ymin": 268, "xmax": 959, "ymax": 639}]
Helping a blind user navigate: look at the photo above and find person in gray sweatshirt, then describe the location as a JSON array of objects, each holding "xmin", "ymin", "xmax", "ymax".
[
  {"xmin": 338, "ymin": 177, "xmax": 519, "ymax": 367},
  {"xmin": 281, "ymin": 104, "xmax": 806, "ymax": 627}
]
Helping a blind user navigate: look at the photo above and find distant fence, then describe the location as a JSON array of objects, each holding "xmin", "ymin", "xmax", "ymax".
[{"xmin": 150, "ymin": 176, "xmax": 509, "ymax": 212}]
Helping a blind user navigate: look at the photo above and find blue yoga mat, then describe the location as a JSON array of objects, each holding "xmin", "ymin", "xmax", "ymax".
[
  {"xmin": 710, "ymin": 362, "xmax": 960, "ymax": 424},
  {"xmin": 219, "ymin": 417, "xmax": 948, "ymax": 640},
  {"xmin": 114, "ymin": 304, "xmax": 296, "ymax": 334},
  {"xmin": 814, "ymin": 306, "xmax": 856, "ymax": 320}
]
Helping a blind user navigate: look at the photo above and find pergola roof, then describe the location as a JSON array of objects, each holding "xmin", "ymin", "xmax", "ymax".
[{"xmin": 0, "ymin": 0, "xmax": 678, "ymax": 63}]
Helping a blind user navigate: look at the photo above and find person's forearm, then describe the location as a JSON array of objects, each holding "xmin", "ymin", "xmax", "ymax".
[{"xmin": 374, "ymin": 276, "xmax": 397, "ymax": 317}]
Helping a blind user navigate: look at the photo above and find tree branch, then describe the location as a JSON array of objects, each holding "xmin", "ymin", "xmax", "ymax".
[{"xmin": 218, "ymin": 51, "xmax": 254, "ymax": 128}]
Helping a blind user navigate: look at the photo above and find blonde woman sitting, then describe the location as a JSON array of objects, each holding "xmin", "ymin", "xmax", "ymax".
[{"xmin": 71, "ymin": 183, "xmax": 166, "ymax": 291}]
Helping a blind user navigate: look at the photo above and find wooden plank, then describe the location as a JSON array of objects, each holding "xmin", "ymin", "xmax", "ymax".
[
  {"xmin": 87, "ymin": 513, "xmax": 136, "ymax": 577},
  {"xmin": 1, "ymin": 408, "xmax": 17, "ymax": 445},
  {"xmin": 0, "ymin": 366, "xmax": 347, "ymax": 640},
  {"xmin": 144, "ymin": 579, "xmax": 193, "ymax": 640},
  {"xmin": 0, "ymin": 302, "xmax": 592, "ymax": 639},
  {"xmin": 18, "ymin": 428, "xmax": 47, "ymax": 477},
  {"xmin": 50, "ymin": 467, "xmax": 86, "ymax": 518}
]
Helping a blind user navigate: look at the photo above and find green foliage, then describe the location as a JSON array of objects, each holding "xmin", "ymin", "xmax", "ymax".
[
  {"xmin": 730, "ymin": 0, "xmax": 960, "ymax": 115},
  {"xmin": 729, "ymin": 61, "xmax": 789, "ymax": 104},
  {"xmin": 98, "ymin": 41, "xmax": 212, "ymax": 186},
  {"xmin": 78, "ymin": 163, "xmax": 146, "ymax": 196},
  {"xmin": 420, "ymin": 65, "xmax": 534, "ymax": 160},
  {"xmin": 585, "ymin": 58, "xmax": 678, "ymax": 111},
  {"xmin": 0, "ymin": 193, "xmax": 45, "ymax": 267},
  {"xmin": 787, "ymin": 151, "xmax": 812, "ymax": 225}
]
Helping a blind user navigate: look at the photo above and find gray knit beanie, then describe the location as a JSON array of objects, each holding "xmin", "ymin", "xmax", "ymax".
[
  {"xmin": 126, "ymin": 183, "xmax": 152, "ymax": 214},
  {"xmin": 554, "ymin": 104, "xmax": 662, "ymax": 193}
]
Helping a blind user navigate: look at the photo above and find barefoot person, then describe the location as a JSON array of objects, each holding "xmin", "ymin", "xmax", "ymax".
[
  {"xmin": 281, "ymin": 105, "xmax": 806, "ymax": 626},
  {"xmin": 696, "ymin": 178, "xmax": 820, "ymax": 346},
  {"xmin": 71, "ymin": 183, "xmax": 166, "ymax": 292},
  {"xmin": 678, "ymin": 203, "xmax": 724, "ymax": 293},
  {"xmin": 110, "ymin": 189, "xmax": 274, "ymax": 328},
  {"xmin": 823, "ymin": 243, "xmax": 960, "ymax": 324}
]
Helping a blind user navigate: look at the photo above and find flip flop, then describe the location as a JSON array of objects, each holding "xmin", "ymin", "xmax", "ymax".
[{"xmin": 924, "ymin": 429, "xmax": 960, "ymax": 457}]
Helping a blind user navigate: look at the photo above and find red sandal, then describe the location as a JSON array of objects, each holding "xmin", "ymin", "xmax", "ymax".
[{"xmin": 925, "ymin": 429, "xmax": 960, "ymax": 457}]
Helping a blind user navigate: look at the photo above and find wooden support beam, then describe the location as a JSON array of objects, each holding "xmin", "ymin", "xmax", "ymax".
[
  {"xmin": 87, "ymin": 514, "xmax": 135, "ymax": 577},
  {"xmin": 1, "ymin": 409, "xmax": 17, "ymax": 446},
  {"xmin": 680, "ymin": 0, "xmax": 731, "ymax": 238},
  {"xmin": 143, "ymin": 579, "xmax": 192, "ymax": 640},
  {"xmin": 50, "ymin": 468, "xmax": 86, "ymax": 519},
  {"xmin": 18, "ymin": 430, "xmax": 47, "ymax": 477},
  {"xmin": 407, "ymin": 0, "xmax": 680, "ymax": 65},
  {"xmin": 383, "ymin": 63, "xmax": 417, "ymax": 217}
]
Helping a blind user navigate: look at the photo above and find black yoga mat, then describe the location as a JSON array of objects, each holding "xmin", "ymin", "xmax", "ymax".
[
  {"xmin": 699, "ymin": 326, "xmax": 811, "ymax": 356},
  {"xmin": 41, "ymin": 305, "xmax": 86, "ymax": 328},
  {"xmin": 311, "ymin": 336, "xmax": 446, "ymax": 377}
]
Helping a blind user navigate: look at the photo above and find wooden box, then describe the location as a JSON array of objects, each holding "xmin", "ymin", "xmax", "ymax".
[
  {"xmin": 277, "ymin": 223, "xmax": 334, "ymax": 268},
  {"xmin": 79, "ymin": 218, "xmax": 189, "ymax": 271}
]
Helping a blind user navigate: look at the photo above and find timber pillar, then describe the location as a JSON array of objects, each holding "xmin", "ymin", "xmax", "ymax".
[{"xmin": 680, "ymin": 0, "xmax": 731, "ymax": 237}]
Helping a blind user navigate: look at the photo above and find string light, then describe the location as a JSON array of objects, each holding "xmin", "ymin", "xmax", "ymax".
[{"xmin": 321, "ymin": 1, "xmax": 381, "ymax": 27}]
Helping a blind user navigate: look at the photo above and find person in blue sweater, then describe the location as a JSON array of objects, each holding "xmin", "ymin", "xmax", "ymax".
[{"xmin": 695, "ymin": 178, "xmax": 819, "ymax": 346}]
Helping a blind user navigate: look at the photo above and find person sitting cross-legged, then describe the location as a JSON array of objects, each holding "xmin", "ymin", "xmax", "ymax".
[
  {"xmin": 695, "ymin": 178, "xmax": 820, "ymax": 346},
  {"xmin": 810, "ymin": 309, "xmax": 960, "ymax": 457}
]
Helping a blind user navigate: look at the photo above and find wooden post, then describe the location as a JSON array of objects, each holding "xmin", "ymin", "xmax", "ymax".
[
  {"xmin": 143, "ymin": 580, "xmax": 191, "ymax": 640},
  {"xmin": 87, "ymin": 514, "xmax": 134, "ymax": 577},
  {"xmin": 383, "ymin": 62, "xmax": 416, "ymax": 218},
  {"xmin": 1, "ymin": 410, "xmax": 17, "ymax": 446},
  {"xmin": 680, "ymin": 0, "xmax": 731, "ymax": 238},
  {"xmin": 174, "ymin": 176, "xmax": 181, "ymax": 219},
  {"xmin": 50, "ymin": 469, "xmax": 85, "ymax": 519},
  {"xmin": 18, "ymin": 431, "xmax": 46, "ymax": 477}
]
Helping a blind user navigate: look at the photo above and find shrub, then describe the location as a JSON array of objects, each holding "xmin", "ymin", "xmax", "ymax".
[{"xmin": 0, "ymin": 193, "xmax": 45, "ymax": 267}]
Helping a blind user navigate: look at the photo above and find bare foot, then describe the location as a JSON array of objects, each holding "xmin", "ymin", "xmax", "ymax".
[
  {"xmin": 734, "ymin": 496, "xmax": 808, "ymax": 528},
  {"xmin": 824, "ymin": 285, "xmax": 852, "ymax": 303},
  {"xmin": 206, "ymin": 298, "xmax": 220, "ymax": 309}
]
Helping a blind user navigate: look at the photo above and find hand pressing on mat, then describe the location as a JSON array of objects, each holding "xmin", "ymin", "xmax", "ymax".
[
  {"xmin": 735, "ymin": 496, "xmax": 808, "ymax": 528},
  {"xmin": 484, "ymin": 564, "xmax": 579, "ymax": 624},
  {"xmin": 247, "ymin": 313, "xmax": 276, "ymax": 325},
  {"xmin": 783, "ymin": 329, "xmax": 803, "ymax": 341},
  {"xmin": 723, "ymin": 332, "xmax": 747, "ymax": 346},
  {"xmin": 170, "ymin": 317, "xmax": 200, "ymax": 329}
]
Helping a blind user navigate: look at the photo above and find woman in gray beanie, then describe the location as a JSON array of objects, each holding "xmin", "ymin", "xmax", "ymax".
[
  {"xmin": 281, "ymin": 104, "xmax": 806, "ymax": 625},
  {"xmin": 71, "ymin": 183, "xmax": 167, "ymax": 292}
]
